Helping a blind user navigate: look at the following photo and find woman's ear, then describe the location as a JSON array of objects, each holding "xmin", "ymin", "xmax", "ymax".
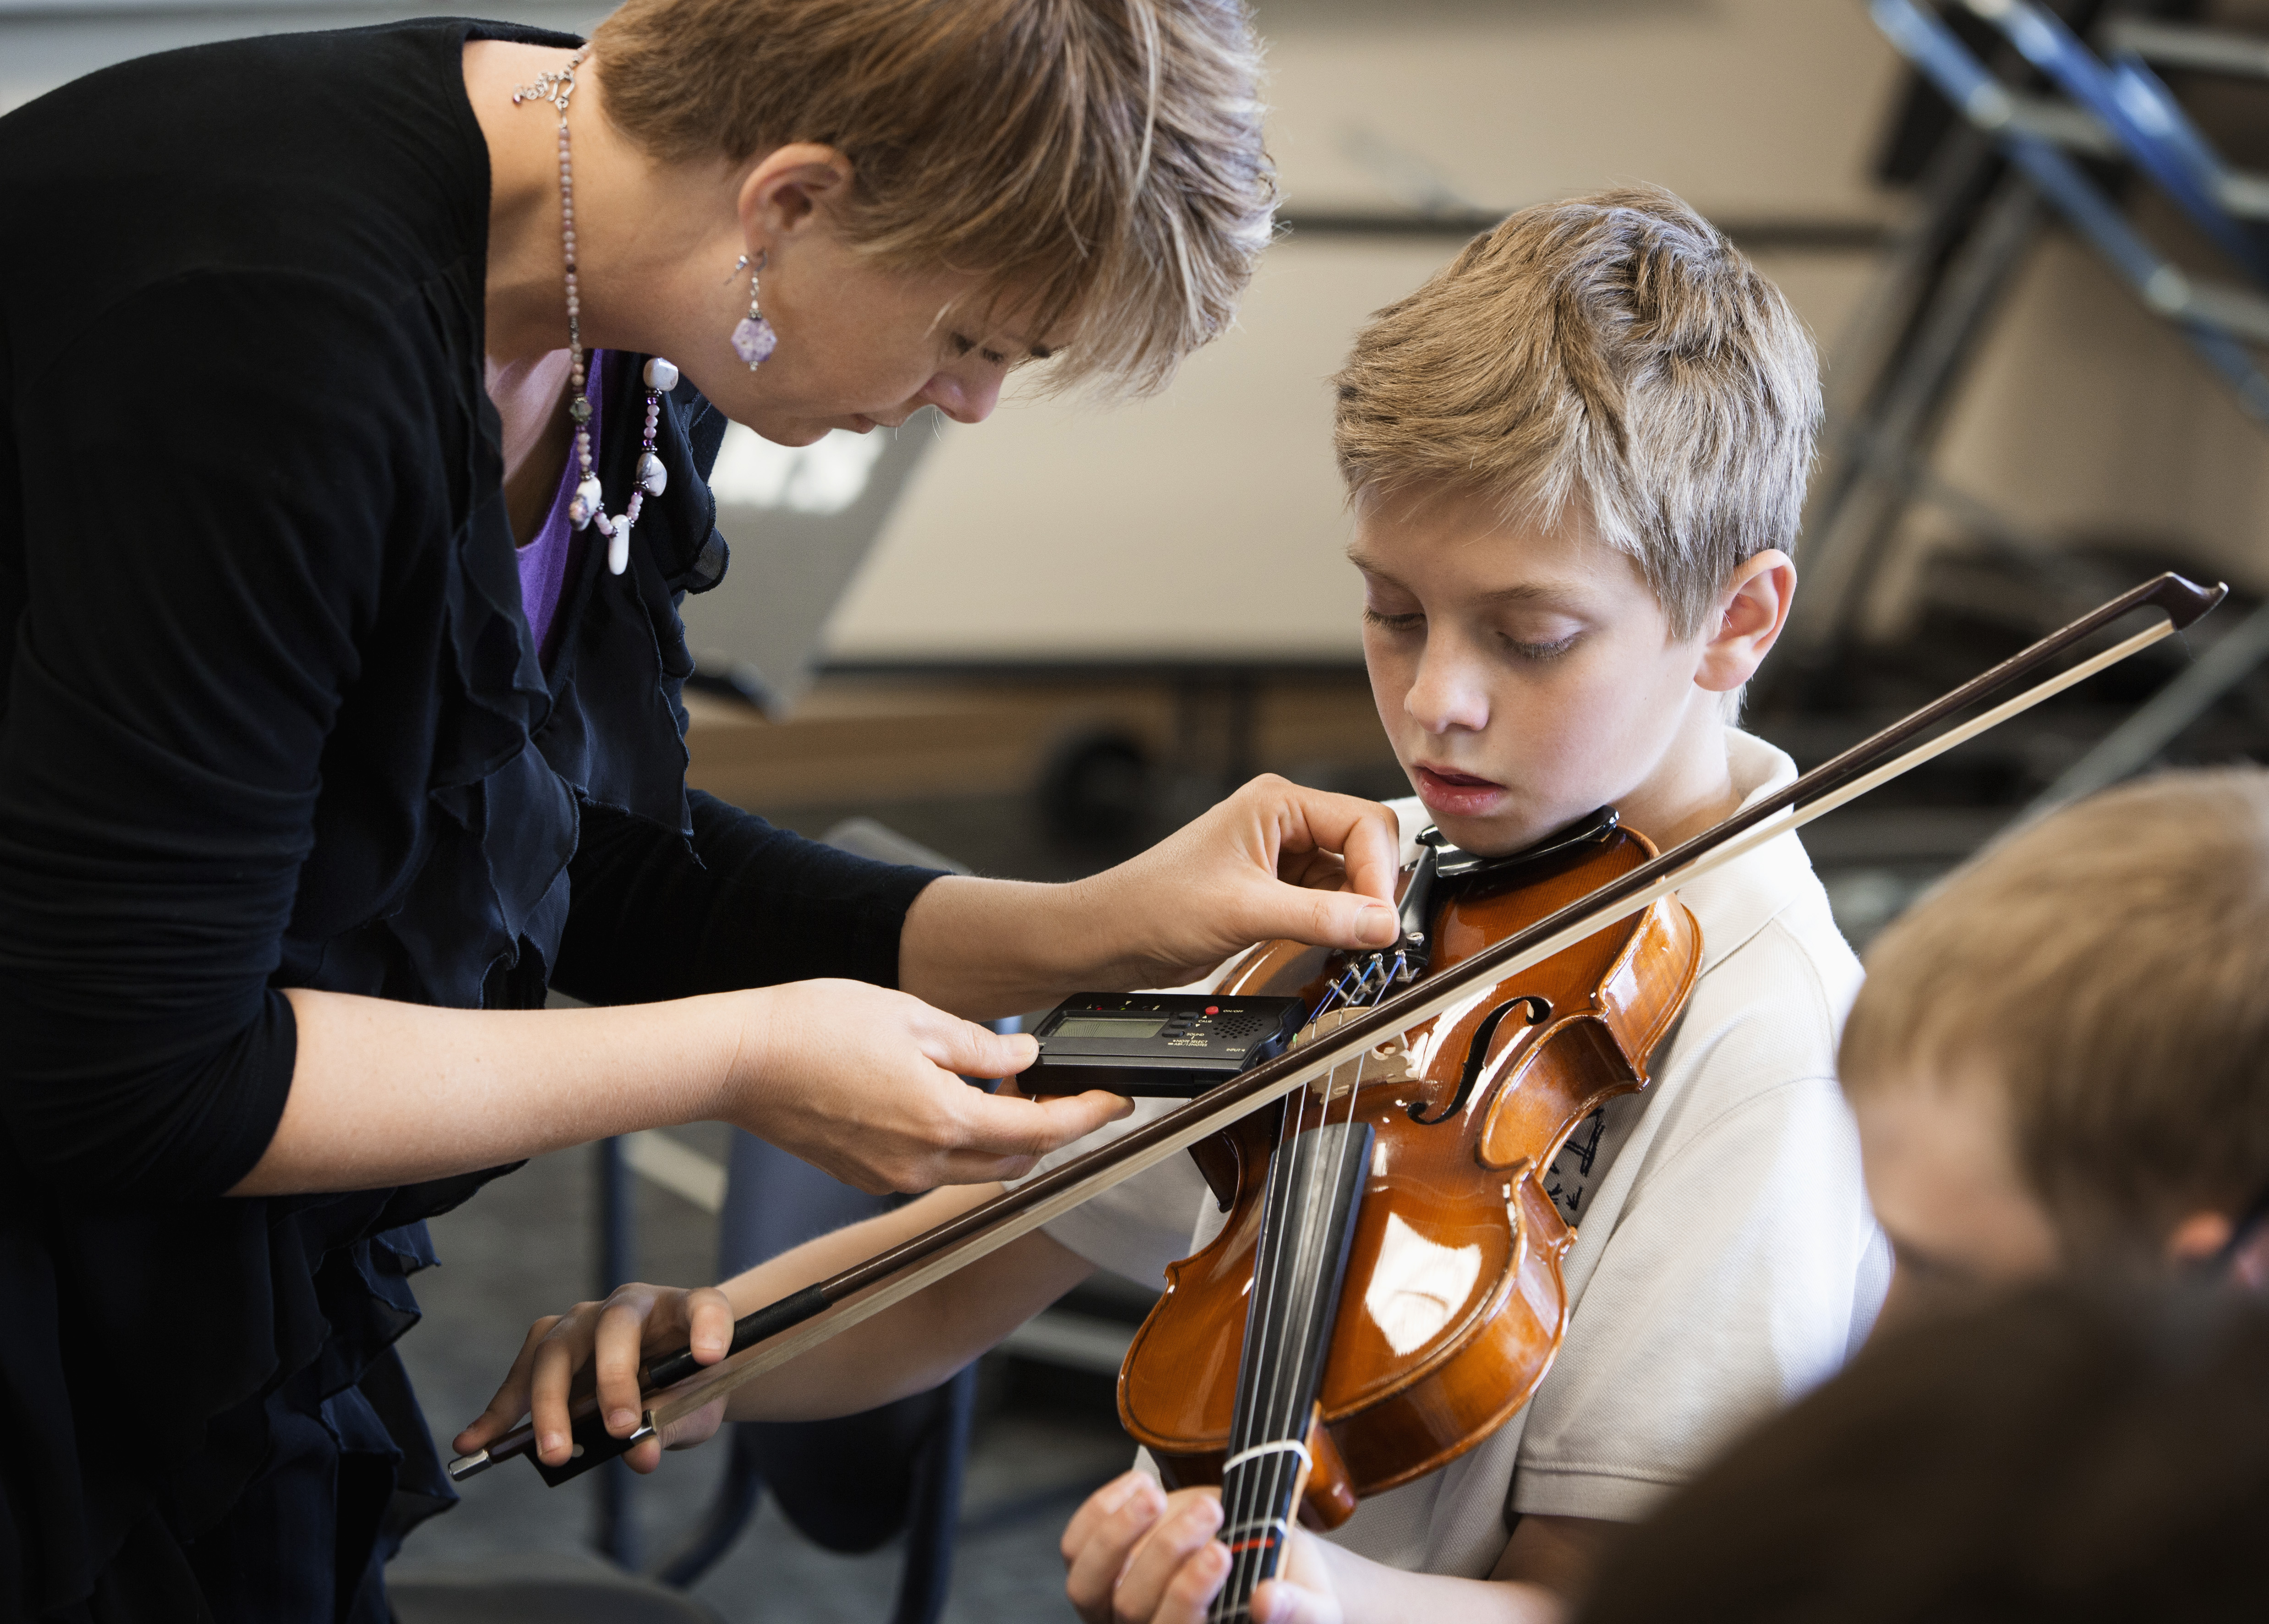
[
  {"xmin": 735, "ymin": 142, "xmax": 855, "ymax": 251},
  {"xmin": 1694, "ymin": 549, "xmax": 1797, "ymax": 695}
]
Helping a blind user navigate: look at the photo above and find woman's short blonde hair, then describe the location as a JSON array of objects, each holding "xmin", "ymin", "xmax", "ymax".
[
  {"xmin": 1332, "ymin": 186, "xmax": 1820, "ymax": 639},
  {"xmin": 594, "ymin": 0, "xmax": 1274, "ymax": 398},
  {"xmin": 1841, "ymin": 768, "xmax": 2269, "ymax": 1256}
]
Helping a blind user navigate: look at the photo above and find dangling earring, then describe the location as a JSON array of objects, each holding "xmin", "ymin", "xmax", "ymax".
[{"xmin": 731, "ymin": 251, "xmax": 777, "ymax": 369}]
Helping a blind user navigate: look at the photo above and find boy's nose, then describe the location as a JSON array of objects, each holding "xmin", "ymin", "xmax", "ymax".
[{"xmin": 1404, "ymin": 652, "xmax": 1490, "ymax": 734}]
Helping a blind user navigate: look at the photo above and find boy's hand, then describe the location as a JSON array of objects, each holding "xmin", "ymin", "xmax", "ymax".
[
  {"xmin": 452, "ymin": 1280, "xmax": 738, "ymax": 1473},
  {"xmin": 1063, "ymin": 1473, "xmax": 1341, "ymax": 1624},
  {"xmin": 1077, "ymin": 776, "xmax": 1404, "ymax": 989}
]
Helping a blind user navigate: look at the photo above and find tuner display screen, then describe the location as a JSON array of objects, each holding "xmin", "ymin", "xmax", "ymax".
[{"xmin": 1054, "ymin": 1016, "xmax": 1168, "ymax": 1039}]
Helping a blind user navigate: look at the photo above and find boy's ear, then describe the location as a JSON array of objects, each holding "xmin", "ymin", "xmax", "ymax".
[{"xmin": 1694, "ymin": 549, "xmax": 1796, "ymax": 695}]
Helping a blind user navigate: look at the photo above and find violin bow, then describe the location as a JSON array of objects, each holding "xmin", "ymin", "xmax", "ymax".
[{"xmin": 452, "ymin": 571, "xmax": 2224, "ymax": 1485}]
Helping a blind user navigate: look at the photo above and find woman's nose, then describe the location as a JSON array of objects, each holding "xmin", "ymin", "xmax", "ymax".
[{"xmin": 922, "ymin": 367, "xmax": 1004, "ymax": 426}]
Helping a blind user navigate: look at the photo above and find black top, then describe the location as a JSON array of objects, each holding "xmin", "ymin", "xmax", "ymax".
[{"xmin": 0, "ymin": 20, "xmax": 939, "ymax": 1619}]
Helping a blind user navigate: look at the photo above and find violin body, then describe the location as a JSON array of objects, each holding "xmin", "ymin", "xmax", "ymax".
[{"xmin": 1118, "ymin": 822, "xmax": 1701, "ymax": 1527}]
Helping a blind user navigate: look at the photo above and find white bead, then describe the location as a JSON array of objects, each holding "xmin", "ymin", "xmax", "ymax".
[
  {"xmin": 607, "ymin": 527, "xmax": 630, "ymax": 576},
  {"xmin": 637, "ymin": 452, "xmax": 668, "ymax": 496},
  {"xmin": 571, "ymin": 476, "xmax": 603, "ymax": 530},
  {"xmin": 643, "ymin": 357, "xmax": 680, "ymax": 392}
]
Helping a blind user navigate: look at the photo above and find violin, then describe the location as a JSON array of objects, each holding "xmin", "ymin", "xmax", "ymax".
[
  {"xmin": 1118, "ymin": 808, "xmax": 1699, "ymax": 1606},
  {"xmin": 451, "ymin": 573, "xmax": 2225, "ymax": 1556}
]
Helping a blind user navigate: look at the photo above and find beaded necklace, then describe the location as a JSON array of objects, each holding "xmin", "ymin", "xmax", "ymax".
[{"xmin": 512, "ymin": 47, "xmax": 676, "ymax": 577}]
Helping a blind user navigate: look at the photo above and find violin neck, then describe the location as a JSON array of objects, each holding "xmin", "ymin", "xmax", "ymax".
[{"xmin": 1211, "ymin": 1114, "xmax": 1375, "ymax": 1623}]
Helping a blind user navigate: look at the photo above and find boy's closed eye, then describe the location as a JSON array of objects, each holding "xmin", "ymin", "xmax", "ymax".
[{"xmin": 1495, "ymin": 623, "xmax": 1583, "ymax": 662}]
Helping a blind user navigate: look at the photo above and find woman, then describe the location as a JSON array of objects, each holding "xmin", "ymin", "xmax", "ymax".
[{"xmin": 0, "ymin": 3, "xmax": 1404, "ymax": 1618}]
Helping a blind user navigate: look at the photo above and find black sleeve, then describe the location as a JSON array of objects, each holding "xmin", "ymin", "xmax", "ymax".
[
  {"xmin": 0, "ymin": 272, "xmax": 420, "ymax": 1200},
  {"xmin": 552, "ymin": 792, "xmax": 945, "ymax": 1003}
]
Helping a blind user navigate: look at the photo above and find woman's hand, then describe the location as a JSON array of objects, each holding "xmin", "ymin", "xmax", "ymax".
[
  {"xmin": 1063, "ymin": 1474, "xmax": 1341, "ymax": 1624},
  {"xmin": 1073, "ymin": 775, "xmax": 1403, "ymax": 988},
  {"xmin": 899, "ymin": 776, "xmax": 1406, "ymax": 1017},
  {"xmin": 726, "ymin": 979, "xmax": 1130, "ymax": 1192},
  {"xmin": 454, "ymin": 1281, "xmax": 738, "ymax": 1473}
]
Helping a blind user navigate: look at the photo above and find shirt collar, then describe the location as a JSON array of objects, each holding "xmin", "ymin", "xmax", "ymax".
[{"xmin": 1674, "ymin": 728, "xmax": 1817, "ymax": 973}]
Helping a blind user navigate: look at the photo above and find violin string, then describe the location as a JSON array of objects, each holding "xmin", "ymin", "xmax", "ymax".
[
  {"xmin": 1225, "ymin": 938, "xmax": 1395, "ymax": 1621},
  {"xmin": 1249, "ymin": 1002, "xmax": 1332, "ymax": 1602},
  {"xmin": 1227, "ymin": 951, "xmax": 1361, "ymax": 1621},
  {"xmin": 1221, "ymin": 1011, "xmax": 1324, "ymax": 1620},
  {"xmin": 1228, "ymin": 883, "xmax": 1423, "ymax": 1620}
]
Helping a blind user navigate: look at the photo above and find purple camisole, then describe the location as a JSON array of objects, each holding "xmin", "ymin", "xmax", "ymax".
[{"xmin": 516, "ymin": 350, "xmax": 603, "ymax": 667}]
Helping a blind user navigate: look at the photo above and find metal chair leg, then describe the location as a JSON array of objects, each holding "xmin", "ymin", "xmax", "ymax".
[
  {"xmin": 653, "ymin": 1427, "xmax": 769, "ymax": 1591},
  {"xmin": 889, "ymin": 1364, "xmax": 979, "ymax": 1624}
]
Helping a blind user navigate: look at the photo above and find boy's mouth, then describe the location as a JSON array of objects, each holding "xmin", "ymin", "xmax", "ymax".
[{"xmin": 1412, "ymin": 762, "xmax": 1508, "ymax": 818}]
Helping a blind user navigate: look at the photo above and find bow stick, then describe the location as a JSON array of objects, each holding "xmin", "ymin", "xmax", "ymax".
[{"xmin": 452, "ymin": 571, "xmax": 2224, "ymax": 1485}]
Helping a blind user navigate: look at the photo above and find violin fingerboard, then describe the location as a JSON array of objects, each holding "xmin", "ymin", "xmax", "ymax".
[{"xmin": 1211, "ymin": 1116, "xmax": 1374, "ymax": 1621}]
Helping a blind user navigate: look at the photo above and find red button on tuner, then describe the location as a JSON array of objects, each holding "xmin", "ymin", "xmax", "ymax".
[{"xmin": 1205, "ymin": 1006, "xmax": 1218, "ymax": 1015}]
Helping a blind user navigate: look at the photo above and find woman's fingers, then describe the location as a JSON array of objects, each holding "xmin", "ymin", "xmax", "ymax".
[
  {"xmin": 1074, "ymin": 775, "xmax": 1404, "ymax": 987},
  {"xmin": 726, "ymin": 983, "xmax": 1138, "ymax": 1194},
  {"xmin": 1256, "ymin": 778, "xmax": 1403, "ymax": 908},
  {"xmin": 954, "ymin": 1086, "xmax": 1131, "ymax": 1159},
  {"xmin": 1273, "ymin": 877, "xmax": 1399, "ymax": 954},
  {"xmin": 922, "ymin": 1018, "xmax": 1039, "ymax": 1082}
]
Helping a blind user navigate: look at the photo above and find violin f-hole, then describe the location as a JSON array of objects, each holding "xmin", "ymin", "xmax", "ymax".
[{"xmin": 1409, "ymin": 996, "xmax": 1550, "ymax": 1126}]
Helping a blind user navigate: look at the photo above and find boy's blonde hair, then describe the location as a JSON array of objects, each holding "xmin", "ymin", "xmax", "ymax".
[
  {"xmin": 595, "ymin": 0, "xmax": 1274, "ymax": 399},
  {"xmin": 1841, "ymin": 768, "xmax": 2269, "ymax": 1254},
  {"xmin": 1332, "ymin": 186, "xmax": 1820, "ymax": 639}
]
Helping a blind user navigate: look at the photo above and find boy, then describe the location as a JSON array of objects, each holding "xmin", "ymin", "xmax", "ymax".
[
  {"xmin": 460, "ymin": 186, "xmax": 1883, "ymax": 1622},
  {"xmin": 1574, "ymin": 1280, "xmax": 2269, "ymax": 1623},
  {"xmin": 1836, "ymin": 766, "xmax": 2269, "ymax": 1321},
  {"xmin": 1569, "ymin": 768, "xmax": 2269, "ymax": 1622}
]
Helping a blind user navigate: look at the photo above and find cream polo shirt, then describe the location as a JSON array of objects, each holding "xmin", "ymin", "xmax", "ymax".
[{"xmin": 1032, "ymin": 731, "xmax": 1889, "ymax": 1577}]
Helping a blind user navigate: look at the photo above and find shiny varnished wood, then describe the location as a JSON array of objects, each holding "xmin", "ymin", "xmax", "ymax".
[{"xmin": 1118, "ymin": 824, "xmax": 1701, "ymax": 1526}]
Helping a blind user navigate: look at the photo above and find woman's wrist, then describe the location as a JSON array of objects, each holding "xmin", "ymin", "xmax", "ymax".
[
  {"xmin": 898, "ymin": 874, "xmax": 1121, "ymax": 1017},
  {"xmin": 691, "ymin": 985, "xmax": 770, "ymax": 1124}
]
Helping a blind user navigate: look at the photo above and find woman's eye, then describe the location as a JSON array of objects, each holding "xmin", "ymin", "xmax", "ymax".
[
  {"xmin": 947, "ymin": 333, "xmax": 1009, "ymax": 366},
  {"xmin": 1363, "ymin": 608, "xmax": 1424, "ymax": 632}
]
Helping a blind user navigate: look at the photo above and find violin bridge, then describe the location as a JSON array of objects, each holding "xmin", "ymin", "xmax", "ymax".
[{"xmin": 1293, "ymin": 1010, "xmax": 1416, "ymax": 1100}]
